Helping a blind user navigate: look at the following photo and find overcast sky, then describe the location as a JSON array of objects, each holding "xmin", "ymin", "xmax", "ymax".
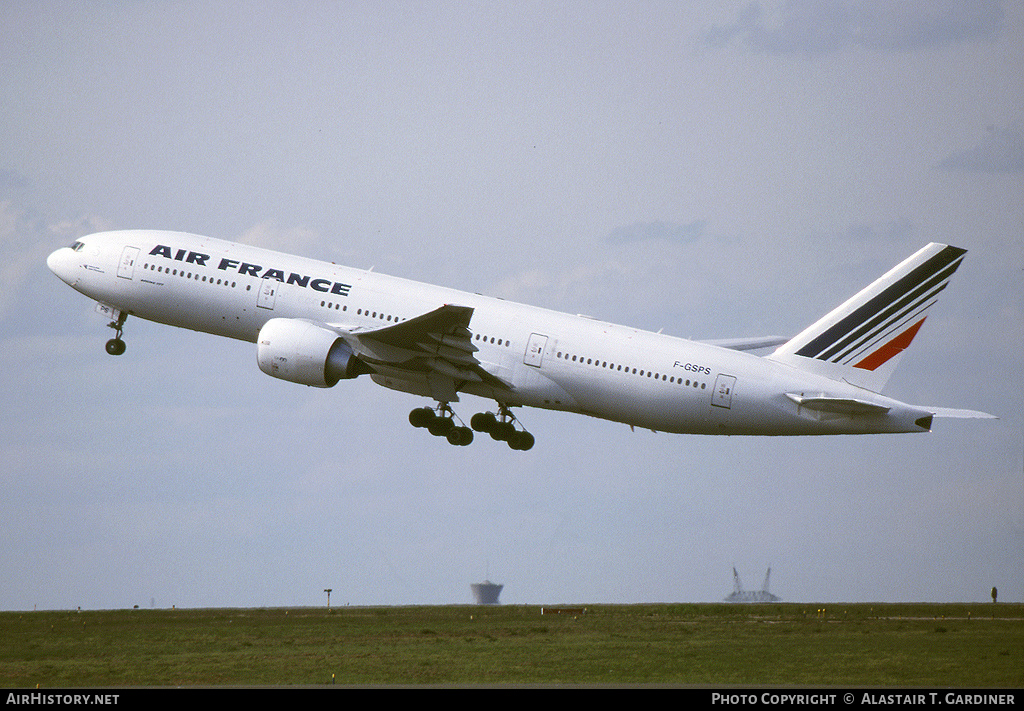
[{"xmin": 2, "ymin": 1, "xmax": 1021, "ymax": 610}]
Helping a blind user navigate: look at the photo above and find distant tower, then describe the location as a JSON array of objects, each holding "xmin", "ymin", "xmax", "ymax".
[
  {"xmin": 471, "ymin": 580, "xmax": 503, "ymax": 604},
  {"xmin": 725, "ymin": 566, "xmax": 781, "ymax": 603}
]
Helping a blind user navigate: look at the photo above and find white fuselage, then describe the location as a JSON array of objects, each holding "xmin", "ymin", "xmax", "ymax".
[{"xmin": 47, "ymin": 230, "xmax": 936, "ymax": 436}]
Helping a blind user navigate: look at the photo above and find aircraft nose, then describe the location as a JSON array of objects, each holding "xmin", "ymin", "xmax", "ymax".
[{"xmin": 47, "ymin": 246, "xmax": 76, "ymax": 285}]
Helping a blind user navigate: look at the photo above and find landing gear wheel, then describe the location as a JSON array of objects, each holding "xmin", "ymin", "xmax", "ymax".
[
  {"xmin": 507, "ymin": 430, "xmax": 535, "ymax": 451},
  {"xmin": 105, "ymin": 338, "xmax": 126, "ymax": 356},
  {"xmin": 470, "ymin": 412, "xmax": 497, "ymax": 432},
  {"xmin": 409, "ymin": 407, "xmax": 436, "ymax": 428},
  {"xmin": 446, "ymin": 426, "xmax": 474, "ymax": 446},
  {"xmin": 427, "ymin": 416, "xmax": 455, "ymax": 437},
  {"xmin": 490, "ymin": 421, "xmax": 516, "ymax": 441}
]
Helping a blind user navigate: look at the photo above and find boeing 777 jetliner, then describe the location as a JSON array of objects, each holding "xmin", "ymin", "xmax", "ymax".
[{"xmin": 47, "ymin": 231, "xmax": 994, "ymax": 450}]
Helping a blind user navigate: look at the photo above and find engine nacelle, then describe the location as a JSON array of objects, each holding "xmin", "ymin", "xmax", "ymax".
[{"xmin": 257, "ymin": 318, "xmax": 367, "ymax": 388}]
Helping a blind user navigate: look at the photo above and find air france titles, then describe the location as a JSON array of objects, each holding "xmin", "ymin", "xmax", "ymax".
[{"xmin": 148, "ymin": 244, "xmax": 351, "ymax": 296}]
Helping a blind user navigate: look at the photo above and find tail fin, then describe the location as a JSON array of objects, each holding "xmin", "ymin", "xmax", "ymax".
[{"xmin": 769, "ymin": 243, "xmax": 967, "ymax": 392}]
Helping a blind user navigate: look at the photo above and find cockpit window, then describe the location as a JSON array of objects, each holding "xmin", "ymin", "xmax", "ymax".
[{"xmin": 70, "ymin": 241, "xmax": 85, "ymax": 252}]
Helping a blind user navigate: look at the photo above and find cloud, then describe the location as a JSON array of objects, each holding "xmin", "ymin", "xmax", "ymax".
[
  {"xmin": 936, "ymin": 125, "xmax": 1024, "ymax": 174},
  {"xmin": 486, "ymin": 223, "xmax": 913, "ymax": 339},
  {"xmin": 706, "ymin": 0, "xmax": 1004, "ymax": 56},
  {"xmin": 840, "ymin": 220, "xmax": 915, "ymax": 243},
  {"xmin": 0, "ymin": 201, "xmax": 111, "ymax": 316},
  {"xmin": 235, "ymin": 221, "xmax": 329, "ymax": 257},
  {"xmin": 606, "ymin": 219, "xmax": 707, "ymax": 245},
  {"xmin": 0, "ymin": 169, "xmax": 30, "ymax": 192}
]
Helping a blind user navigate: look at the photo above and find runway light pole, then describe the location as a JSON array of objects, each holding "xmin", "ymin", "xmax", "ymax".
[{"xmin": 324, "ymin": 588, "xmax": 332, "ymax": 607}]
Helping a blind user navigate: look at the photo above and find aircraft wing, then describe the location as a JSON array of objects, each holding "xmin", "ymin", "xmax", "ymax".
[
  {"xmin": 330, "ymin": 304, "xmax": 510, "ymax": 401},
  {"xmin": 355, "ymin": 303, "xmax": 476, "ymax": 349},
  {"xmin": 701, "ymin": 336, "xmax": 790, "ymax": 351}
]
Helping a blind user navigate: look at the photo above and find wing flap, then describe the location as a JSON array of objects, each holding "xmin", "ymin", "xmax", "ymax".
[
  {"xmin": 424, "ymin": 331, "xmax": 479, "ymax": 352},
  {"xmin": 428, "ymin": 357, "xmax": 483, "ymax": 382},
  {"xmin": 415, "ymin": 341, "xmax": 479, "ymax": 365}
]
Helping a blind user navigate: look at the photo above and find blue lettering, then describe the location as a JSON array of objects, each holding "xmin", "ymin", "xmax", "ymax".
[{"xmin": 158, "ymin": 244, "xmax": 346, "ymax": 298}]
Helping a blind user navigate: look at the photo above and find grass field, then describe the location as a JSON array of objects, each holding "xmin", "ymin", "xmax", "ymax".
[{"xmin": 1, "ymin": 603, "xmax": 1021, "ymax": 687}]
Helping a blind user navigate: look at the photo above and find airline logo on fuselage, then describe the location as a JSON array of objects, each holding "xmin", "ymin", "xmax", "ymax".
[{"xmin": 148, "ymin": 244, "xmax": 351, "ymax": 296}]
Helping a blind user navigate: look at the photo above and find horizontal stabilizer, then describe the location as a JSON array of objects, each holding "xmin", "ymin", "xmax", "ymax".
[
  {"xmin": 785, "ymin": 393, "xmax": 890, "ymax": 415},
  {"xmin": 928, "ymin": 407, "xmax": 998, "ymax": 419},
  {"xmin": 702, "ymin": 336, "xmax": 790, "ymax": 351}
]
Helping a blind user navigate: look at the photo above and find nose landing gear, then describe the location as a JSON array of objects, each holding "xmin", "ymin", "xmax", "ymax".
[{"xmin": 104, "ymin": 312, "xmax": 128, "ymax": 356}]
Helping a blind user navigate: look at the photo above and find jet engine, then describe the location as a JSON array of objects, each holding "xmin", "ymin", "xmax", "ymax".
[{"xmin": 257, "ymin": 318, "xmax": 368, "ymax": 387}]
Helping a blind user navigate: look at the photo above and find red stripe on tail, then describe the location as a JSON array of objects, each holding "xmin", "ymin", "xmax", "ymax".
[{"xmin": 854, "ymin": 318, "xmax": 927, "ymax": 371}]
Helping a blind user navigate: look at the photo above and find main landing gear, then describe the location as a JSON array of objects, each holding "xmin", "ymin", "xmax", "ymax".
[
  {"xmin": 471, "ymin": 408, "xmax": 536, "ymax": 450},
  {"xmin": 409, "ymin": 403, "xmax": 535, "ymax": 450},
  {"xmin": 104, "ymin": 312, "xmax": 128, "ymax": 356},
  {"xmin": 409, "ymin": 404, "xmax": 474, "ymax": 446}
]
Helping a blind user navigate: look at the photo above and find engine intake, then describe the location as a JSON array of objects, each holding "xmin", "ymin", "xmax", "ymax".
[{"xmin": 257, "ymin": 318, "xmax": 369, "ymax": 387}]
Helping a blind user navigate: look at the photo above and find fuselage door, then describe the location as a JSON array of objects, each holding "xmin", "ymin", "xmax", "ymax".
[
  {"xmin": 524, "ymin": 333, "xmax": 548, "ymax": 368},
  {"xmin": 117, "ymin": 246, "xmax": 140, "ymax": 280},
  {"xmin": 713, "ymin": 374, "xmax": 737, "ymax": 409},
  {"xmin": 257, "ymin": 278, "xmax": 278, "ymax": 310}
]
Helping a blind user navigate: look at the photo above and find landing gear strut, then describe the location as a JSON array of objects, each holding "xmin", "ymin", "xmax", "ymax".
[{"xmin": 105, "ymin": 312, "xmax": 128, "ymax": 356}]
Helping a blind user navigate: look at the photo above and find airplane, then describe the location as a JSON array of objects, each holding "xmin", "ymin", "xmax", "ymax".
[{"xmin": 46, "ymin": 230, "xmax": 994, "ymax": 450}]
